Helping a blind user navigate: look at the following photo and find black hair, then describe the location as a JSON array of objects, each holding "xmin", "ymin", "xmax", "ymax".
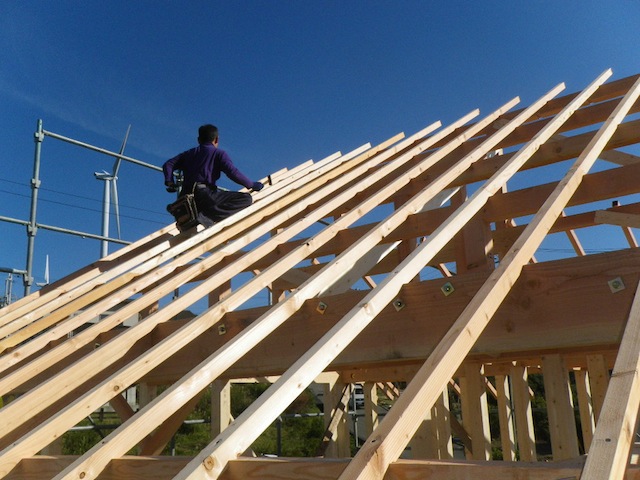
[{"xmin": 198, "ymin": 124, "xmax": 219, "ymax": 144}]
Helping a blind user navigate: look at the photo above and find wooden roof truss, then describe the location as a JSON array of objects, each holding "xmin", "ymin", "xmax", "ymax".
[{"xmin": 3, "ymin": 68, "xmax": 640, "ymax": 479}]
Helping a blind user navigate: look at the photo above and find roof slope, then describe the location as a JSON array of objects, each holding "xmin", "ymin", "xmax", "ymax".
[{"xmin": 2, "ymin": 69, "xmax": 640, "ymax": 479}]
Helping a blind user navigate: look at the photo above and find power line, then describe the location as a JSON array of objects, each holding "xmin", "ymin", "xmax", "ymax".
[
  {"xmin": 0, "ymin": 178, "xmax": 167, "ymax": 216},
  {"xmin": 0, "ymin": 180, "xmax": 169, "ymax": 224}
]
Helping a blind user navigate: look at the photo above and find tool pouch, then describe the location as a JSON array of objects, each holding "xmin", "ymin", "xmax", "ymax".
[{"xmin": 166, "ymin": 194, "xmax": 199, "ymax": 231}]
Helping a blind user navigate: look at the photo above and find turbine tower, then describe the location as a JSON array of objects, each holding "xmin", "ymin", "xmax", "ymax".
[{"xmin": 94, "ymin": 126, "xmax": 130, "ymax": 258}]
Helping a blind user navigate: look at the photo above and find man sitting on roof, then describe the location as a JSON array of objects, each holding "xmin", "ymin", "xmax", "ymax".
[{"xmin": 163, "ymin": 124, "xmax": 264, "ymax": 230}]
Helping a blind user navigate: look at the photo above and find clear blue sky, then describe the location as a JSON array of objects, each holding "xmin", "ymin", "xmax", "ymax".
[{"xmin": 1, "ymin": 1, "xmax": 639, "ymax": 299}]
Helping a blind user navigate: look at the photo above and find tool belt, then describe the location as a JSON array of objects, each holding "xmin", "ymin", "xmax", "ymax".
[{"xmin": 166, "ymin": 192, "xmax": 199, "ymax": 232}]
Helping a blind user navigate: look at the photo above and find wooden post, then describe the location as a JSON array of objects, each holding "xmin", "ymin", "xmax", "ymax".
[
  {"xmin": 363, "ymin": 382, "xmax": 379, "ymax": 437},
  {"xmin": 574, "ymin": 368, "xmax": 595, "ymax": 453},
  {"xmin": 453, "ymin": 187, "xmax": 495, "ymax": 274},
  {"xmin": 587, "ymin": 353, "xmax": 611, "ymax": 424},
  {"xmin": 460, "ymin": 362, "xmax": 491, "ymax": 460},
  {"xmin": 542, "ymin": 354, "xmax": 580, "ymax": 460},
  {"xmin": 211, "ymin": 380, "xmax": 232, "ymax": 436},
  {"xmin": 323, "ymin": 379, "xmax": 351, "ymax": 458},
  {"xmin": 510, "ymin": 364, "xmax": 537, "ymax": 461},
  {"xmin": 410, "ymin": 388, "xmax": 452, "ymax": 459},
  {"xmin": 496, "ymin": 374, "xmax": 516, "ymax": 461}
]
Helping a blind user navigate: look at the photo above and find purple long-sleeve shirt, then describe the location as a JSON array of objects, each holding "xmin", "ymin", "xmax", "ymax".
[{"xmin": 163, "ymin": 143, "xmax": 254, "ymax": 193}]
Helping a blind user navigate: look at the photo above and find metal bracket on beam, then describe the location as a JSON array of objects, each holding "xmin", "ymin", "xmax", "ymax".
[
  {"xmin": 316, "ymin": 301, "xmax": 328, "ymax": 314},
  {"xmin": 393, "ymin": 298, "xmax": 406, "ymax": 311},
  {"xmin": 441, "ymin": 282, "xmax": 455, "ymax": 296},
  {"xmin": 608, "ymin": 277, "xmax": 625, "ymax": 293}
]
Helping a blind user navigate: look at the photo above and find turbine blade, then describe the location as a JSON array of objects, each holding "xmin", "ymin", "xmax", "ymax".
[
  {"xmin": 113, "ymin": 124, "xmax": 131, "ymax": 177},
  {"xmin": 44, "ymin": 255, "xmax": 50, "ymax": 284},
  {"xmin": 112, "ymin": 179, "xmax": 121, "ymax": 239}
]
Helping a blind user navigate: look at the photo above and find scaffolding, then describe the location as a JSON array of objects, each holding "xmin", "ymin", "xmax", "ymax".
[{"xmin": 0, "ymin": 120, "xmax": 161, "ymax": 297}]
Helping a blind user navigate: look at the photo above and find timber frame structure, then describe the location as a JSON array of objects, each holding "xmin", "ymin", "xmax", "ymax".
[{"xmin": 3, "ymin": 69, "xmax": 640, "ymax": 479}]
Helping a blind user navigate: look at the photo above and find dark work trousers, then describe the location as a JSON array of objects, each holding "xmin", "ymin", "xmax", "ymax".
[{"xmin": 193, "ymin": 186, "xmax": 252, "ymax": 223}]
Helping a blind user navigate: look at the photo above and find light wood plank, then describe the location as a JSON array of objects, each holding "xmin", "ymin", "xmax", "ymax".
[
  {"xmin": 0, "ymin": 273, "xmax": 134, "ymax": 354},
  {"xmin": 580, "ymin": 279, "xmax": 640, "ymax": 479},
  {"xmin": 542, "ymin": 354, "xmax": 580, "ymax": 460},
  {"xmin": 595, "ymin": 210, "xmax": 640, "ymax": 229},
  {"xmin": 510, "ymin": 364, "xmax": 537, "ymax": 461},
  {"xmin": 623, "ymin": 226, "xmax": 638, "ymax": 248},
  {"xmin": 460, "ymin": 363, "xmax": 491, "ymax": 460},
  {"xmin": 411, "ymin": 386, "xmax": 453, "ymax": 460},
  {"xmin": 321, "ymin": 242, "xmax": 400, "ymax": 296},
  {"xmin": 211, "ymin": 380, "xmax": 232, "ymax": 437},
  {"xmin": 496, "ymin": 374, "xmax": 516, "ymax": 461},
  {"xmin": 363, "ymin": 382, "xmax": 379, "ymax": 438},
  {"xmin": 319, "ymin": 381, "xmax": 351, "ymax": 458},
  {"xmin": 139, "ymin": 388, "xmax": 207, "ymax": 455},
  {"xmin": 0, "ymin": 224, "xmax": 175, "ymax": 328},
  {"xmin": 588, "ymin": 354, "xmax": 611, "ymax": 424},
  {"xmin": 13, "ymin": 455, "xmax": 640, "ymax": 480},
  {"xmin": 574, "ymin": 369, "xmax": 595, "ymax": 452}
]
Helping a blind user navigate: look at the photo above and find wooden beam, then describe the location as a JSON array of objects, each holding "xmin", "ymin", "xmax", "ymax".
[
  {"xmin": 0, "ymin": 273, "xmax": 134, "ymax": 354},
  {"xmin": 510, "ymin": 364, "xmax": 537, "ymax": 461},
  {"xmin": 460, "ymin": 363, "xmax": 491, "ymax": 460},
  {"xmin": 580, "ymin": 280, "xmax": 640, "ymax": 479},
  {"xmin": 176, "ymin": 81, "xmax": 567, "ymax": 480},
  {"xmin": 240, "ymin": 157, "xmax": 640, "ymax": 275},
  {"xmin": 108, "ymin": 248, "xmax": 636, "ymax": 386},
  {"xmin": 339, "ymin": 69, "xmax": 622, "ymax": 479},
  {"xmin": 108, "ymin": 393, "xmax": 135, "ymax": 423},
  {"xmin": 485, "ymin": 149, "xmax": 640, "ymax": 223},
  {"xmin": 0, "ymin": 135, "xmax": 401, "ymax": 450},
  {"xmin": 318, "ymin": 381, "xmax": 351, "ymax": 458},
  {"xmin": 0, "ymin": 224, "xmax": 175, "ymax": 329},
  {"xmin": 542, "ymin": 354, "xmax": 580, "ymax": 460},
  {"xmin": 211, "ymin": 380, "xmax": 232, "ymax": 437},
  {"xmin": 595, "ymin": 210, "xmax": 640, "ymax": 229},
  {"xmin": 553, "ymin": 132, "xmax": 640, "ymax": 167},
  {"xmin": 11, "ymin": 455, "xmax": 640, "ymax": 480},
  {"xmin": 5, "ymin": 71, "xmax": 635, "ymax": 475},
  {"xmin": 37, "ymin": 114, "xmax": 476, "ymax": 480},
  {"xmin": 574, "ymin": 368, "xmax": 595, "ymax": 452},
  {"xmin": 587, "ymin": 354, "xmax": 611, "ymax": 424},
  {"xmin": 319, "ymin": 242, "xmax": 400, "ymax": 296},
  {"xmin": 495, "ymin": 374, "xmax": 516, "ymax": 461},
  {"xmin": 1, "ymin": 148, "xmax": 351, "ymax": 386},
  {"xmin": 623, "ymin": 226, "xmax": 638, "ymax": 248},
  {"xmin": 362, "ymin": 382, "xmax": 379, "ymax": 438},
  {"xmin": 139, "ymin": 388, "xmax": 207, "ymax": 455},
  {"xmin": 409, "ymin": 388, "xmax": 453, "ymax": 460}
]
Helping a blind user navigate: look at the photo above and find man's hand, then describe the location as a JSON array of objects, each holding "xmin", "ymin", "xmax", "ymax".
[
  {"xmin": 251, "ymin": 181, "xmax": 264, "ymax": 192},
  {"xmin": 165, "ymin": 182, "xmax": 178, "ymax": 193}
]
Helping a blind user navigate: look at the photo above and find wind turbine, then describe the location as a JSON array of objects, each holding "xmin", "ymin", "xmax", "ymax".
[{"xmin": 94, "ymin": 125, "xmax": 130, "ymax": 258}]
